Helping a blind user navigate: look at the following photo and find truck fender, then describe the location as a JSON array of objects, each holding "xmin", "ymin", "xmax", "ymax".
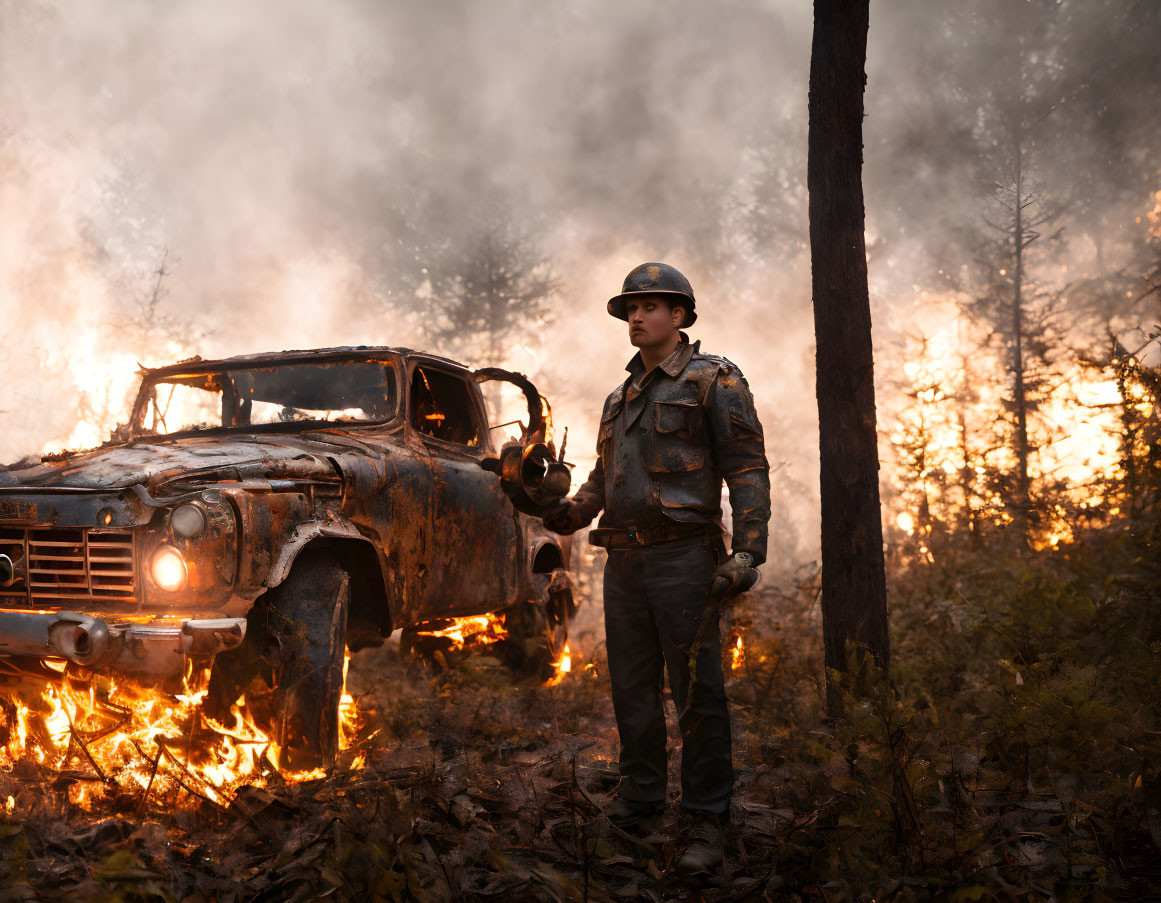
[
  {"xmin": 262, "ymin": 520, "xmax": 395, "ymax": 642},
  {"xmin": 266, "ymin": 521, "xmax": 375, "ymax": 587}
]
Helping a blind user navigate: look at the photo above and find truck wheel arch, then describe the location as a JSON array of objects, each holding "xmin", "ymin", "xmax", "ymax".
[
  {"xmin": 266, "ymin": 525, "xmax": 394, "ymax": 648},
  {"xmin": 531, "ymin": 538, "xmax": 567, "ymax": 573}
]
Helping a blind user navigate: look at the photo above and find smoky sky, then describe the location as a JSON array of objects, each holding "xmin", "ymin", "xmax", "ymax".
[{"xmin": 1, "ymin": 0, "xmax": 1158, "ymax": 565}]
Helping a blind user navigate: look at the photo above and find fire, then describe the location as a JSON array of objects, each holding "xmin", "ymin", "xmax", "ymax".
[
  {"xmin": 729, "ymin": 633, "xmax": 745, "ymax": 671},
  {"xmin": 0, "ymin": 649, "xmax": 368, "ymax": 811},
  {"xmin": 886, "ymin": 292, "xmax": 1153, "ymax": 548},
  {"xmin": 414, "ymin": 613, "xmax": 508, "ymax": 649},
  {"xmin": 338, "ymin": 649, "xmax": 370, "ymax": 762},
  {"xmin": 413, "ymin": 614, "xmax": 573, "ymax": 687},
  {"xmin": 545, "ymin": 644, "xmax": 572, "ymax": 687}
]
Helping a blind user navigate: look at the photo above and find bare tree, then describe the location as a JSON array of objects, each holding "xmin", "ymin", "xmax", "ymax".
[
  {"xmin": 424, "ymin": 212, "xmax": 558, "ymax": 370},
  {"xmin": 808, "ymin": 0, "xmax": 890, "ymax": 693},
  {"xmin": 111, "ymin": 248, "xmax": 206, "ymax": 355}
]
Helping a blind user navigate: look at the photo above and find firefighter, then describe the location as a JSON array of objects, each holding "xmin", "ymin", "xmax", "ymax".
[{"xmin": 543, "ymin": 262, "xmax": 771, "ymax": 875}]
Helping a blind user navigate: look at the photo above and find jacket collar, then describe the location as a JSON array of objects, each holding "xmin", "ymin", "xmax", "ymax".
[{"xmin": 626, "ymin": 338, "xmax": 699, "ymax": 380}]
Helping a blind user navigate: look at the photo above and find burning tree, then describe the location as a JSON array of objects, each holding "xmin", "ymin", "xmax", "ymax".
[{"xmin": 975, "ymin": 157, "xmax": 1066, "ymax": 537}]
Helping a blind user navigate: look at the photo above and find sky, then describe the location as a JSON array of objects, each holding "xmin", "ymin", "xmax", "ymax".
[{"xmin": 1, "ymin": 0, "xmax": 1158, "ymax": 566}]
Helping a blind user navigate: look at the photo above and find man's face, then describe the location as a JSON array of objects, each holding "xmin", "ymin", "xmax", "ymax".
[{"xmin": 625, "ymin": 295, "xmax": 685, "ymax": 348}]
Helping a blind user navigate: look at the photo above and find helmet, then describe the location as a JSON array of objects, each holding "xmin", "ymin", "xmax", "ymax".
[{"xmin": 607, "ymin": 262, "xmax": 697, "ymax": 327}]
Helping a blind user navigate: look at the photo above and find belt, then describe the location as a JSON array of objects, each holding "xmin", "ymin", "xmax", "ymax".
[{"xmin": 588, "ymin": 521, "xmax": 713, "ymax": 550}]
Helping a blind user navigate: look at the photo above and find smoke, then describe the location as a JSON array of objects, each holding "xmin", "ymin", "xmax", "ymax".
[{"xmin": 1, "ymin": 0, "xmax": 1159, "ymax": 566}]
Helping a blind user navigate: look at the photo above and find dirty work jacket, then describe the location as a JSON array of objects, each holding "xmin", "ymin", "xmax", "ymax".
[{"xmin": 561, "ymin": 339, "xmax": 771, "ymax": 563}]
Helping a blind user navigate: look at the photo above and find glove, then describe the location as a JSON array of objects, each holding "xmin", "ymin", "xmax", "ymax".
[
  {"xmin": 541, "ymin": 498, "xmax": 577, "ymax": 534},
  {"xmin": 709, "ymin": 552, "xmax": 760, "ymax": 603}
]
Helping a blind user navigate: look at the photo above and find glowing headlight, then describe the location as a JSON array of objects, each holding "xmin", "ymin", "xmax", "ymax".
[
  {"xmin": 151, "ymin": 546, "xmax": 188, "ymax": 592},
  {"xmin": 171, "ymin": 504, "xmax": 206, "ymax": 538}
]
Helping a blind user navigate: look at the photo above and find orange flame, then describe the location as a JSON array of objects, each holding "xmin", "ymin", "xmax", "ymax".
[
  {"xmin": 338, "ymin": 649, "xmax": 369, "ymax": 767},
  {"xmin": 545, "ymin": 644, "xmax": 572, "ymax": 687},
  {"xmin": 0, "ymin": 649, "xmax": 367, "ymax": 810},
  {"xmin": 414, "ymin": 613, "xmax": 508, "ymax": 650},
  {"xmin": 729, "ymin": 633, "xmax": 745, "ymax": 671}
]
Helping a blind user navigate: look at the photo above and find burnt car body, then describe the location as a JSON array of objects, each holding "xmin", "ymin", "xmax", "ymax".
[{"xmin": 0, "ymin": 347, "xmax": 573, "ymax": 762}]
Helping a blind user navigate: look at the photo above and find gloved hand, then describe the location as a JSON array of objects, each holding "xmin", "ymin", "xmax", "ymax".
[
  {"xmin": 541, "ymin": 498, "xmax": 577, "ymax": 534},
  {"xmin": 709, "ymin": 551, "xmax": 760, "ymax": 603}
]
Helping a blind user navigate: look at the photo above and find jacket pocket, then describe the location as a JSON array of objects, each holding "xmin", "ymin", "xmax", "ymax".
[
  {"xmin": 654, "ymin": 398, "xmax": 699, "ymax": 436},
  {"xmin": 648, "ymin": 399, "xmax": 704, "ymax": 472}
]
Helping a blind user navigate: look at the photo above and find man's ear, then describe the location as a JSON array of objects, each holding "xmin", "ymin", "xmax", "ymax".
[{"xmin": 671, "ymin": 305, "xmax": 687, "ymax": 329}]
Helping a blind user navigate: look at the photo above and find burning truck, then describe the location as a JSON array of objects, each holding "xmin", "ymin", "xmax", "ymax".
[{"xmin": 0, "ymin": 346, "xmax": 575, "ymax": 778}]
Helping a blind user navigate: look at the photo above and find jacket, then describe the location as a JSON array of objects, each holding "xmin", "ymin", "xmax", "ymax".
[{"xmin": 553, "ymin": 339, "xmax": 771, "ymax": 563}]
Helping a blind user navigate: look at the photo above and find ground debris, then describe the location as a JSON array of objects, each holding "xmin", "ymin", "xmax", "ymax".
[
  {"xmin": 3, "ymin": 568, "xmax": 1160, "ymax": 903},
  {"xmin": 0, "ymin": 640, "xmax": 773, "ymax": 902}
]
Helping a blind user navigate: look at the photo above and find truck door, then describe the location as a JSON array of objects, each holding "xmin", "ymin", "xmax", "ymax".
[{"xmin": 408, "ymin": 363, "xmax": 520, "ymax": 615}]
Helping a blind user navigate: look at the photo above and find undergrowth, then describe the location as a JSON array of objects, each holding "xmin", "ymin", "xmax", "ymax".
[{"xmin": 734, "ymin": 514, "xmax": 1161, "ymax": 900}]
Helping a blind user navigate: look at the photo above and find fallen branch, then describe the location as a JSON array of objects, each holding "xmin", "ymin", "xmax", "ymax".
[
  {"xmin": 135, "ymin": 746, "xmax": 164, "ymax": 818},
  {"xmin": 62, "ymin": 706, "xmax": 114, "ymax": 788},
  {"xmin": 571, "ymin": 767, "xmax": 658, "ymax": 855}
]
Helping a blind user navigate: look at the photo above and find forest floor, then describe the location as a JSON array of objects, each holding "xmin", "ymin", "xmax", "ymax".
[
  {"xmin": 1, "ymin": 556, "xmax": 1159, "ymax": 902},
  {"xmin": 0, "ymin": 634, "xmax": 789, "ymax": 903}
]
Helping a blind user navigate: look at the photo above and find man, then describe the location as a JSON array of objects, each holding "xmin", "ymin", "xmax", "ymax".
[{"xmin": 543, "ymin": 262, "xmax": 771, "ymax": 875}]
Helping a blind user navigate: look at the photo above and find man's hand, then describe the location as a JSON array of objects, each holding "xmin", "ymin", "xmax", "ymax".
[
  {"xmin": 541, "ymin": 498, "xmax": 576, "ymax": 534},
  {"xmin": 709, "ymin": 551, "xmax": 759, "ymax": 603}
]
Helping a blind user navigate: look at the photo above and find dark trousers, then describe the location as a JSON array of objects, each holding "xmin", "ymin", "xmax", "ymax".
[{"xmin": 602, "ymin": 534, "xmax": 732, "ymax": 814}]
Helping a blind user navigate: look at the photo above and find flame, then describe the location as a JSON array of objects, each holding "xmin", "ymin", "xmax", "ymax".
[
  {"xmin": 545, "ymin": 644, "xmax": 572, "ymax": 687},
  {"xmin": 414, "ymin": 613, "xmax": 508, "ymax": 650},
  {"xmin": 0, "ymin": 649, "xmax": 367, "ymax": 810},
  {"xmin": 338, "ymin": 649, "xmax": 369, "ymax": 768},
  {"xmin": 31, "ymin": 272, "xmax": 198, "ymax": 456},
  {"xmin": 409, "ymin": 614, "xmax": 575, "ymax": 688},
  {"xmin": 886, "ymin": 292, "xmax": 1152, "ymax": 549},
  {"xmin": 729, "ymin": 633, "xmax": 745, "ymax": 671}
]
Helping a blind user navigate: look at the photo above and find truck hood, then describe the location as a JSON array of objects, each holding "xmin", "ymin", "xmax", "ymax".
[{"xmin": 0, "ymin": 432, "xmax": 371, "ymax": 491}]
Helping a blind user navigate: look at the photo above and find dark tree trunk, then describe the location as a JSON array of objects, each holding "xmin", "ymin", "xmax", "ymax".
[{"xmin": 807, "ymin": 0, "xmax": 890, "ymax": 694}]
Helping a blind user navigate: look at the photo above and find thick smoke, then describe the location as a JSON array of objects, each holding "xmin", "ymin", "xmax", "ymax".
[{"xmin": 1, "ymin": 0, "xmax": 1158, "ymax": 567}]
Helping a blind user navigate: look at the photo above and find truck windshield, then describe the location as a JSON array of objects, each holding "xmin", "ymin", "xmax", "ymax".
[{"xmin": 134, "ymin": 360, "xmax": 398, "ymax": 437}]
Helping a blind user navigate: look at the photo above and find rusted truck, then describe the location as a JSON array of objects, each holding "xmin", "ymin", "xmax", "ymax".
[{"xmin": 0, "ymin": 347, "xmax": 574, "ymax": 766}]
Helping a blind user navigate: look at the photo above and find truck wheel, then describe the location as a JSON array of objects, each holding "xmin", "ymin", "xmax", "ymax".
[
  {"xmin": 501, "ymin": 585, "xmax": 572, "ymax": 683},
  {"xmin": 207, "ymin": 550, "xmax": 349, "ymax": 771}
]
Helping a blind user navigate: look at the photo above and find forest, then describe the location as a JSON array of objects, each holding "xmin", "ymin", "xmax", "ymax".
[{"xmin": 0, "ymin": 0, "xmax": 1159, "ymax": 900}]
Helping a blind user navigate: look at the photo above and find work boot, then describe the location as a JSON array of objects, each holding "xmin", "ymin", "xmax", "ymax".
[
  {"xmin": 605, "ymin": 796, "xmax": 664, "ymax": 829},
  {"xmin": 676, "ymin": 810, "xmax": 726, "ymax": 876}
]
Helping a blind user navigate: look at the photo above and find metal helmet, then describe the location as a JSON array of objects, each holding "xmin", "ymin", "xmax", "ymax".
[{"xmin": 607, "ymin": 262, "xmax": 697, "ymax": 327}]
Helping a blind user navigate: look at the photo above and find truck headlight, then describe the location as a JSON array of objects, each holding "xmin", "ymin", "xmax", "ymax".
[
  {"xmin": 151, "ymin": 546, "xmax": 188, "ymax": 592},
  {"xmin": 171, "ymin": 504, "xmax": 206, "ymax": 538}
]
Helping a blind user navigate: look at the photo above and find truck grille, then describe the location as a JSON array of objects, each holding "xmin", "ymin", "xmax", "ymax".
[{"xmin": 0, "ymin": 527, "xmax": 137, "ymax": 607}]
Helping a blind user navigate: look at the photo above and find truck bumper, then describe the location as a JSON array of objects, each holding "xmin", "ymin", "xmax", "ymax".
[{"xmin": 0, "ymin": 610, "xmax": 246, "ymax": 677}]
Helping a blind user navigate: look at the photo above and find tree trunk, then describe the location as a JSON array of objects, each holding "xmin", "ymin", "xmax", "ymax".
[{"xmin": 807, "ymin": 0, "xmax": 890, "ymax": 699}]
